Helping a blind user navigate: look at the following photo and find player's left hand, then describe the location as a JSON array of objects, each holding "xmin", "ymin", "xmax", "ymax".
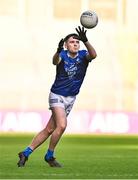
[{"xmin": 75, "ymin": 26, "xmax": 88, "ymax": 43}]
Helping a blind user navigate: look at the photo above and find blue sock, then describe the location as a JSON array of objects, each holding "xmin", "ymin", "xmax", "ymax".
[
  {"xmin": 45, "ymin": 149, "xmax": 54, "ymax": 160},
  {"xmin": 23, "ymin": 147, "xmax": 33, "ymax": 157}
]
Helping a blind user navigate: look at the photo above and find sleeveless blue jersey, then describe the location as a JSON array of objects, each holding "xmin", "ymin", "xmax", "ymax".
[{"xmin": 51, "ymin": 50, "xmax": 91, "ymax": 96}]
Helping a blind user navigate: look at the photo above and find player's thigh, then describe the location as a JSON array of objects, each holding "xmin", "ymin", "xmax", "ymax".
[{"xmin": 51, "ymin": 107, "xmax": 67, "ymax": 128}]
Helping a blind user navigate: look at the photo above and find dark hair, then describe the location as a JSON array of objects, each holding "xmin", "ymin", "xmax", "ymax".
[{"xmin": 64, "ymin": 33, "xmax": 79, "ymax": 42}]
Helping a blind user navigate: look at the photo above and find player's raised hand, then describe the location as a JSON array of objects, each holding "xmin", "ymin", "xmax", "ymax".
[
  {"xmin": 57, "ymin": 38, "xmax": 64, "ymax": 53},
  {"xmin": 75, "ymin": 26, "xmax": 88, "ymax": 43}
]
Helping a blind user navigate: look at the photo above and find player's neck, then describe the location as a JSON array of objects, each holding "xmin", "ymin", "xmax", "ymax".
[{"xmin": 67, "ymin": 52, "xmax": 78, "ymax": 59}]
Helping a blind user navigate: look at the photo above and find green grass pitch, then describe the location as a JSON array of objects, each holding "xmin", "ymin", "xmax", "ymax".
[{"xmin": 0, "ymin": 133, "xmax": 138, "ymax": 179}]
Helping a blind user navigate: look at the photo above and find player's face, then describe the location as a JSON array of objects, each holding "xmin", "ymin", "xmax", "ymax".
[{"xmin": 65, "ymin": 36, "xmax": 80, "ymax": 54}]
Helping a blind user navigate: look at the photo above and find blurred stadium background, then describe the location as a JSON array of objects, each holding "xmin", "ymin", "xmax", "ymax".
[{"xmin": 0, "ymin": 0, "xmax": 138, "ymax": 134}]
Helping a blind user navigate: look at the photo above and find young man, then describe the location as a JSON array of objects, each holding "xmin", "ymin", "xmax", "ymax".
[{"xmin": 17, "ymin": 26, "xmax": 97, "ymax": 167}]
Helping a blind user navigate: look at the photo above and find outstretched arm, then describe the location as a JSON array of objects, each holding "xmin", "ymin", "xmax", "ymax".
[
  {"xmin": 84, "ymin": 41, "xmax": 97, "ymax": 61},
  {"xmin": 75, "ymin": 26, "xmax": 97, "ymax": 61},
  {"xmin": 52, "ymin": 39, "xmax": 64, "ymax": 65}
]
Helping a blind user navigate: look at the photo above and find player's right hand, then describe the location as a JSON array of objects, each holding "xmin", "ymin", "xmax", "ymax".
[{"xmin": 57, "ymin": 39, "xmax": 64, "ymax": 53}]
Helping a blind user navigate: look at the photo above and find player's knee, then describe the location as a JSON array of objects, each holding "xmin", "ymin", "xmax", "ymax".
[
  {"xmin": 47, "ymin": 127, "xmax": 55, "ymax": 135},
  {"xmin": 58, "ymin": 124, "xmax": 67, "ymax": 133}
]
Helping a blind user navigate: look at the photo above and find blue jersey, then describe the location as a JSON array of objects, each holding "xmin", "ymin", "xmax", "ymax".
[{"xmin": 51, "ymin": 50, "xmax": 91, "ymax": 96}]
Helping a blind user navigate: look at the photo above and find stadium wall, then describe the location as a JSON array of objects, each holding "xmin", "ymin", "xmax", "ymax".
[{"xmin": 0, "ymin": 110, "xmax": 138, "ymax": 134}]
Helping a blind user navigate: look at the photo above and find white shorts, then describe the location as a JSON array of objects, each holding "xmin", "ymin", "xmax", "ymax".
[{"xmin": 49, "ymin": 92, "xmax": 76, "ymax": 116}]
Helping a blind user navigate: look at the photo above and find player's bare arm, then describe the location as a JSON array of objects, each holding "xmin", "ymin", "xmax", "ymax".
[
  {"xmin": 53, "ymin": 39, "xmax": 64, "ymax": 65},
  {"xmin": 52, "ymin": 52, "xmax": 61, "ymax": 65},
  {"xmin": 84, "ymin": 41, "xmax": 97, "ymax": 60}
]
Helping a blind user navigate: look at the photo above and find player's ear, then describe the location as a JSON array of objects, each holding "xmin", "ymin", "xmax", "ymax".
[{"xmin": 64, "ymin": 42, "xmax": 67, "ymax": 49}]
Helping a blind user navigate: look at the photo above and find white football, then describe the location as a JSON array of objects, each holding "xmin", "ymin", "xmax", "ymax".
[{"xmin": 80, "ymin": 10, "xmax": 98, "ymax": 29}]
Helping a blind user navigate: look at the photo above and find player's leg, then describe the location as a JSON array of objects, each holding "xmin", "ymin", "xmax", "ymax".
[
  {"xmin": 44, "ymin": 94, "xmax": 76, "ymax": 167},
  {"xmin": 45, "ymin": 106, "xmax": 67, "ymax": 167},
  {"xmin": 29, "ymin": 115, "xmax": 56, "ymax": 150},
  {"xmin": 17, "ymin": 115, "xmax": 56, "ymax": 167},
  {"xmin": 48, "ymin": 107, "xmax": 67, "ymax": 151}
]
